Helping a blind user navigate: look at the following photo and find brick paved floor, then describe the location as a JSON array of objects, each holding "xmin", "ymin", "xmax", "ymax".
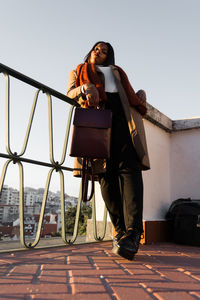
[{"xmin": 0, "ymin": 241, "xmax": 200, "ymax": 299}]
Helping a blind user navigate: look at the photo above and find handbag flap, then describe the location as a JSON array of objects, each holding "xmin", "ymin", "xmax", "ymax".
[{"xmin": 73, "ymin": 108, "xmax": 112, "ymax": 128}]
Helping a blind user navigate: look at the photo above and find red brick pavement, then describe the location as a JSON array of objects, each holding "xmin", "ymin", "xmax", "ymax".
[{"xmin": 0, "ymin": 241, "xmax": 200, "ymax": 299}]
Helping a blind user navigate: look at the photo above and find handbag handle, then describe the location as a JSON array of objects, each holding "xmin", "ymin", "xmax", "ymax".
[{"xmin": 82, "ymin": 158, "xmax": 95, "ymax": 202}]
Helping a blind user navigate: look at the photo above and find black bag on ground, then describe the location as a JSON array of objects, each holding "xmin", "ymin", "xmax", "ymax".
[{"xmin": 166, "ymin": 198, "xmax": 200, "ymax": 246}]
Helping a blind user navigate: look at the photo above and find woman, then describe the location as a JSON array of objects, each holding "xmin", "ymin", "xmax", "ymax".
[{"xmin": 67, "ymin": 41, "xmax": 150, "ymax": 260}]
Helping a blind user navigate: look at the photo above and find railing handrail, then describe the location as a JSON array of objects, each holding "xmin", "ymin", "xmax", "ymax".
[
  {"xmin": 0, "ymin": 63, "xmax": 108, "ymax": 250},
  {"xmin": 0, "ymin": 62, "xmax": 79, "ymax": 107}
]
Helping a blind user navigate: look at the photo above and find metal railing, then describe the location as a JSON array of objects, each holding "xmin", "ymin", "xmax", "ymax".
[{"xmin": 0, "ymin": 63, "xmax": 107, "ymax": 249}]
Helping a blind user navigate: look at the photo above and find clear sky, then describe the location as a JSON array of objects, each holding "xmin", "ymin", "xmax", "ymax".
[{"xmin": 0, "ymin": 0, "xmax": 200, "ymax": 195}]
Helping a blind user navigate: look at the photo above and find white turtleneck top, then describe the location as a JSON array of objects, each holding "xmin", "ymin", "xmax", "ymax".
[{"xmin": 97, "ymin": 66, "xmax": 118, "ymax": 93}]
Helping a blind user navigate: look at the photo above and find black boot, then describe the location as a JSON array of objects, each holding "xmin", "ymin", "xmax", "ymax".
[{"xmin": 112, "ymin": 229, "xmax": 141, "ymax": 260}]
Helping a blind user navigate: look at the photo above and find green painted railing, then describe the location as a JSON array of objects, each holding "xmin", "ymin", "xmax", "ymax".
[{"xmin": 0, "ymin": 63, "xmax": 107, "ymax": 249}]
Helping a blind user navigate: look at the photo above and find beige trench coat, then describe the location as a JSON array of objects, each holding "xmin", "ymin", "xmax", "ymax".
[{"xmin": 67, "ymin": 65, "xmax": 150, "ymax": 177}]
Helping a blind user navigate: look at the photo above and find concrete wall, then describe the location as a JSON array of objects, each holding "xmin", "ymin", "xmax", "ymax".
[
  {"xmin": 142, "ymin": 120, "xmax": 171, "ymax": 220},
  {"xmin": 170, "ymin": 128, "xmax": 200, "ymax": 200},
  {"xmin": 95, "ymin": 103, "xmax": 200, "ymax": 222}
]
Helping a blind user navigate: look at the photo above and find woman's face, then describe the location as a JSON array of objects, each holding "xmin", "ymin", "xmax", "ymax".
[{"xmin": 89, "ymin": 43, "xmax": 108, "ymax": 65}]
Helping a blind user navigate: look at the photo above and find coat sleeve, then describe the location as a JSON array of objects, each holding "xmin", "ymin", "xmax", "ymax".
[{"xmin": 66, "ymin": 70, "xmax": 86, "ymax": 107}]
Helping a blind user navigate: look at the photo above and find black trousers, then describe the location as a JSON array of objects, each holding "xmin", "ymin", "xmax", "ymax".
[{"xmin": 99, "ymin": 93, "xmax": 144, "ymax": 234}]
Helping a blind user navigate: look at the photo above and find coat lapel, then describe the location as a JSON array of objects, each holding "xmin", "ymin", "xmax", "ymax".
[{"xmin": 111, "ymin": 66, "xmax": 150, "ymax": 170}]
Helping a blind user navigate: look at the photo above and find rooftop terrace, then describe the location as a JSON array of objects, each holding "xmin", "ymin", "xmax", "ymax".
[
  {"xmin": 0, "ymin": 64, "xmax": 200, "ymax": 299},
  {"xmin": 0, "ymin": 241, "xmax": 200, "ymax": 299}
]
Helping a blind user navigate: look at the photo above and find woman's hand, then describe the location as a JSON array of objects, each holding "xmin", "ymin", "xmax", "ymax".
[
  {"xmin": 82, "ymin": 83, "xmax": 99, "ymax": 108},
  {"xmin": 136, "ymin": 89, "xmax": 146, "ymax": 105},
  {"xmin": 135, "ymin": 89, "xmax": 147, "ymax": 115}
]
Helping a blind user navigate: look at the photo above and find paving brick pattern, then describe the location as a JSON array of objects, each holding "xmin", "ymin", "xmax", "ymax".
[{"xmin": 0, "ymin": 242, "xmax": 200, "ymax": 299}]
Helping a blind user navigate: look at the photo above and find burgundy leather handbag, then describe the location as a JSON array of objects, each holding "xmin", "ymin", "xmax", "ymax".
[
  {"xmin": 69, "ymin": 107, "xmax": 112, "ymax": 202},
  {"xmin": 69, "ymin": 107, "xmax": 112, "ymax": 159}
]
